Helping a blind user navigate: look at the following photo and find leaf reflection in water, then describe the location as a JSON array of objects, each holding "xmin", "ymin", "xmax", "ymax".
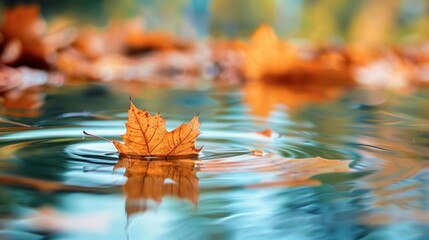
[{"xmin": 114, "ymin": 157, "xmax": 199, "ymax": 218}]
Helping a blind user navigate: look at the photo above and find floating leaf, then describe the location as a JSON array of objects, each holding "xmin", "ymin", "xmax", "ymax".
[{"xmin": 113, "ymin": 100, "xmax": 201, "ymax": 158}]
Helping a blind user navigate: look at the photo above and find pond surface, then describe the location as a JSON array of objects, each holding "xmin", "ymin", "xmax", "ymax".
[{"xmin": 1, "ymin": 82, "xmax": 429, "ymax": 240}]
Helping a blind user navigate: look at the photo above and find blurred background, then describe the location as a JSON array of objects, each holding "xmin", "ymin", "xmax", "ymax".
[
  {"xmin": 1, "ymin": 0, "xmax": 429, "ymax": 44},
  {"xmin": 1, "ymin": 0, "xmax": 429, "ymax": 117},
  {"xmin": 2, "ymin": 1, "xmax": 429, "ymax": 240}
]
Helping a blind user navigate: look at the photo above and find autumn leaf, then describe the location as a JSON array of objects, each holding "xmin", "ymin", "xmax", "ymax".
[
  {"xmin": 113, "ymin": 100, "xmax": 202, "ymax": 158},
  {"xmin": 243, "ymin": 24, "xmax": 299, "ymax": 81},
  {"xmin": 243, "ymin": 24, "xmax": 353, "ymax": 86},
  {"xmin": 0, "ymin": 4, "xmax": 49, "ymax": 69}
]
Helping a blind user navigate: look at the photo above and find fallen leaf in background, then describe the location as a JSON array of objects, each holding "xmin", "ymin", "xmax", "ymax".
[
  {"xmin": 1, "ymin": 5, "xmax": 45, "ymax": 45},
  {"xmin": 113, "ymin": 100, "xmax": 202, "ymax": 158},
  {"xmin": 201, "ymin": 154, "xmax": 353, "ymax": 187},
  {"xmin": 115, "ymin": 157, "xmax": 198, "ymax": 217},
  {"xmin": 0, "ymin": 4, "xmax": 49, "ymax": 69},
  {"xmin": 243, "ymin": 25, "xmax": 353, "ymax": 87},
  {"xmin": 243, "ymin": 24, "xmax": 299, "ymax": 81}
]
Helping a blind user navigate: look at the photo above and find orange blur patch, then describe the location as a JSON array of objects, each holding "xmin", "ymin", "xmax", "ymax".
[{"xmin": 243, "ymin": 24, "xmax": 353, "ymax": 87}]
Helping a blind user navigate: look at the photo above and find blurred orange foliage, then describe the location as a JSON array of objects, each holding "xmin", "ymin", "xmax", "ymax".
[
  {"xmin": 1, "ymin": 4, "xmax": 429, "ymax": 118},
  {"xmin": 243, "ymin": 24, "xmax": 299, "ymax": 81},
  {"xmin": 243, "ymin": 25, "xmax": 353, "ymax": 87}
]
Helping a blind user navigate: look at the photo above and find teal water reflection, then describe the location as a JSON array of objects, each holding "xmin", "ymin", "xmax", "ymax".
[{"xmin": 1, "ymin": 83, "xmax": 429, "ymax": 239}]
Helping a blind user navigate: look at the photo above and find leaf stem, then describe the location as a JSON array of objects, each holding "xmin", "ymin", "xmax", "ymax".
[{"xmin": 83, "ymin": 131, "xmax": 112, "ymax": 142}]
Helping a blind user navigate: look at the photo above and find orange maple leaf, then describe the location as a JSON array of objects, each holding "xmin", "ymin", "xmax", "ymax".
[{"xmin": 113, "ymin": 101, "xmax": 201, "ymax": 158}]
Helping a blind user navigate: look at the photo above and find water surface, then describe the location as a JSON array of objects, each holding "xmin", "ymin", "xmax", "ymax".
[{"xmin": 1, "ymin": 83, "xmax": 429, "ymax": 240}]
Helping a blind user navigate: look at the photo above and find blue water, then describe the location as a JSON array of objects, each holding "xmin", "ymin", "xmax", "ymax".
[{"xmin": 1, "ymin": 82, "xmax": 429, "ymax": 240}]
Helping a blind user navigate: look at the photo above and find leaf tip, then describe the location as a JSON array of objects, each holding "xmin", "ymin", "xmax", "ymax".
[
  {"xmin": 128, "ymin": 96, "xmax": 138, "ymax": 110},
  {"xmin": 191, "ymin": 113, "xmax": 200, "ymax": 123}
]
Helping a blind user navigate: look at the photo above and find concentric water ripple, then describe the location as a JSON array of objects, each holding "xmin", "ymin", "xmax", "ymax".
[{"xmin": 1, "ymin": 86, "xmax": 429, "ymax": 239}]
